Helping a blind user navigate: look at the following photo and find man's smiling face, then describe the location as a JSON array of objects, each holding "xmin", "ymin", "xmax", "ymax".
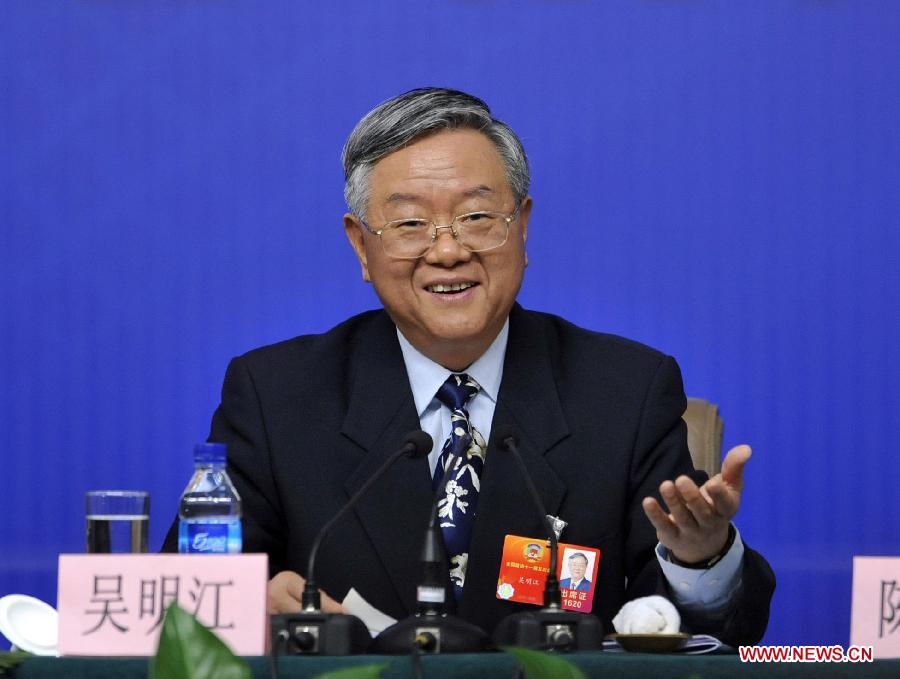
[
  {"xmin": 344, "ymin": 127, "xmax": 531, "ymax": 370},
  {"xmin": 568, "ymin": 555, "xmax": 588, "ymax": 581}
]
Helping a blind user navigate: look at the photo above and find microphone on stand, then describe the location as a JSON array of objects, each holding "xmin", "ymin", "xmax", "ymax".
[
  {"xmin": 371, "ymin": 426, "xmax": 491, "ymax": 654},
  {"xmin": 270, "ymin": 430, "xmax": 433, "ymax": 656},
  {"xmin": 491, "ymin": 426, "xmax": 604, "ymax": 651}
]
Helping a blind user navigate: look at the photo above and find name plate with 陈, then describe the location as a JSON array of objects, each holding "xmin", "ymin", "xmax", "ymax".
[
  {"xmin": 57, "ymin": 553, "xmax": 268, "ymax": 656},
  {"xmin": 850, "ymin": 556, "xmax": 900, "ymax": 658}
]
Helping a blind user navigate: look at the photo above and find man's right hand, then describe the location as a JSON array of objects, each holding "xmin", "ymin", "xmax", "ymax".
[{"xmin": 267, "ymin": 570, "xmax": 346, "ymax": 614}]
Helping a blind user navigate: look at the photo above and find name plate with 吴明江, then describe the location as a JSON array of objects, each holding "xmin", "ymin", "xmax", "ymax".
[
  {"xmin": 850, "ymin": 556, "xmax": 900, "ymax": 658},
  {"xmin": 57, "ymin": 553, "xmax": 268, "ymax": 656}
]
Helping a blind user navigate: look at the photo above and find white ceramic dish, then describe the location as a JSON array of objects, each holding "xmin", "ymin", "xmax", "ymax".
[{"xmin": 0, "ymin": 594, "xmax": 59, "ymax": 656}]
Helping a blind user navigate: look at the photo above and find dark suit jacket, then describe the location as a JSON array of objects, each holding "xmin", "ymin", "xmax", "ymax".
[
  {"xmin": 163, "ymin": 305, "xmax": 774, "ymax": 645},
  {"xmin": 559, "ymin": 578, "xmax": 592, "ymax": 592}
]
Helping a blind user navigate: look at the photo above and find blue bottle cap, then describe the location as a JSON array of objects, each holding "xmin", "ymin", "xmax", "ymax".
[{"xmin": 194, "ymin": 442, "xmax": 227, "ymax": 465}]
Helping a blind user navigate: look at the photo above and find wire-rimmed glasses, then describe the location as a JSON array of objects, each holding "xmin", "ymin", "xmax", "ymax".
[{"xmin": 359, "ymin": 204, "xmax": 521, "ymax": 259}]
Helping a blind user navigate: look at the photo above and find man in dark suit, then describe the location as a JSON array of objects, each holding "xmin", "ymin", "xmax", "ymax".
[
  {"xmin": 164, "ymin": 88, "xmax": 774, "ymax": 646},
  {"xmin": 559, "ymin": 552, "xmax": 592, "ymax": 592}
]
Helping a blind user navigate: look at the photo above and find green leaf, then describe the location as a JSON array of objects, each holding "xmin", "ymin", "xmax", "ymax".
[
  {"xmin": 0, "ymin": 651, "xmax": 32, "ymax": 675},
  {"xmin": 313, "ymin": 661, "xmax": 390, "ymax": 679},
  {"xmin": 500, "ymin": 646, "xmax": 587, "ymax": 679},
  {"xmin": 151, "ymin": 602, "xmax": 251, "ymax": 679}
]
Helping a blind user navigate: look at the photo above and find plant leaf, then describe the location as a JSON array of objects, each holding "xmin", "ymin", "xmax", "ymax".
[
  {"xmin": 500, "ymin": 646, "xmax": 587, "ymax": 679},
  {"xmin": 151, "ymin": 602, "xmax": 251, "ymax": 679},
  {"xmin": 313, "ymin": 661, "xmax": 390, "ymax": 679},
  {"xmin": 0, "ymin": 651, "xmax": 32, "ymax": 674}
]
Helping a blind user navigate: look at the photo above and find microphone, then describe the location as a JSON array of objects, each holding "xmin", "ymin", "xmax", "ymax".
[
  {"xmin": 415, "ymin": 425, "xmax": 473, "ymax": 617},
  {"xmin": 270, "ymin": 430, "xmax": 432, "ymax": 656},
  {"xmin": 494, "ymin": 426, "xmax": 562, "ymax": 608},
  {"xmin": 371, "ymin": 427, "xmax": 491, "ymax": 654},
  {"xmin": 303, "ymin": 429, "xmax": 433, "ymax": 610},
  {"xmin": 491, "ymin": 426, "xmax": 604, "ymax": 651}
]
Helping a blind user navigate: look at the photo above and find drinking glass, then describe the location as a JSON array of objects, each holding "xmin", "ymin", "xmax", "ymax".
[{"xmin": 85, "ymin": 490, "xmax": 150, "ymax": 553}]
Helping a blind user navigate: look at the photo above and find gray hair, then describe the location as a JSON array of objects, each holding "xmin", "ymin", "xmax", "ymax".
[{"xmin": 342, "ymin": 87, "xmax": 530, "ymax": 219}]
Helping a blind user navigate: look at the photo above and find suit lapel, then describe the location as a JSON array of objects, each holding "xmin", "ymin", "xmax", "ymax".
[
  {"xmin": 341, "ymin": 312, "xmax": 434, "ymax": 614},
  {"xmin": 460, "ymin": 306, "xmax": 570, "ymax": 620},
  {"xmin": 338, "ymin": 307, "xmax": 571, "ymax": 619}
]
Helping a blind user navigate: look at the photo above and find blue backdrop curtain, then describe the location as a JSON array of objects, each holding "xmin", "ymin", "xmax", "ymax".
[{"xmin": 2, "ymin": 0, "xmax": 898, "ymax": 647}]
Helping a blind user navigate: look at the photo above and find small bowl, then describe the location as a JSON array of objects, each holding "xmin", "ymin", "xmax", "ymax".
[
  {"xmin": 0, "ymin": 594, "xmax": 59, "ymax": 656},
  {"xmin": 609, "ymin": 632, "xmax": 690, "ymax": 653}
]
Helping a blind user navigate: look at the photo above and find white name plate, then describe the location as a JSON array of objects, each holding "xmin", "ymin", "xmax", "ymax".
[
  {"xmin": 57, "ymin": 553, "xmax": 268, "ymax": 656},
  {"xmin": 850, "ymin": 556, "xmax": 900, "ymax": 658}
]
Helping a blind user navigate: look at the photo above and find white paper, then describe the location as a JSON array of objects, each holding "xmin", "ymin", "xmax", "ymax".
[{"xmin": 341, "ymin": 588, "xmax": 398, "ymax": 637}]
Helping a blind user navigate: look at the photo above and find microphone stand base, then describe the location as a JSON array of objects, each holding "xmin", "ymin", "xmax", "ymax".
[
  {"xmin": 493, "ymin": 608, "xmax": 604, "ymax": 651},
  {"xmin": 270, "ymin": 612, "xmax": 371, "ymax": 655},
  {"xmin": 371, "ymin": 614, "xmax": 491, "ymax": 654}
]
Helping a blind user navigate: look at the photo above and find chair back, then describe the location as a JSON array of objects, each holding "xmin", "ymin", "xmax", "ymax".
[{"xmin": 683, "ymin": 397, "xmax": 723, "ymax": 476}]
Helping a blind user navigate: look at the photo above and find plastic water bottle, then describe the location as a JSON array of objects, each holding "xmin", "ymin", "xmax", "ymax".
[{"xmin": 178, "ymin": 442, "xmax": 242, "ymax": 553}]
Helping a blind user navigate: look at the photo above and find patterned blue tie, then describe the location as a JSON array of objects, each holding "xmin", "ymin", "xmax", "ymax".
[{"xmin": 431, "ymin": 373, "xmax": 486, "ymax": 599}]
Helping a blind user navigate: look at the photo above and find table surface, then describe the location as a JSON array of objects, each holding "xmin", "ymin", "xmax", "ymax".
[{"xmin": 11, "ymin": 653, "xmax": 900, "ymax": 679}]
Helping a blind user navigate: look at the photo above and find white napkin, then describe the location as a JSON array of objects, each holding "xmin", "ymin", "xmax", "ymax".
[
  {"xmin": 341, "ymin": 588, "xmax": 397, "ymax": 637},
  {"xmin": 612, "ymin": 595, "xmax": 681, "ymax": 634}
]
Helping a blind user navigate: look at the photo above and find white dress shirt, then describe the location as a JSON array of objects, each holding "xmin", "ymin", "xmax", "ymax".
[{"xmin": 397, "ymin": 321, "xmax": 508, "ymax": 476}]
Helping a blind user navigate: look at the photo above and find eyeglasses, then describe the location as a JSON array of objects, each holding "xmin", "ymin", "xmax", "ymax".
[{"xmin": 359, "ymin": 204, "xmax": 521, "ymax": 260}]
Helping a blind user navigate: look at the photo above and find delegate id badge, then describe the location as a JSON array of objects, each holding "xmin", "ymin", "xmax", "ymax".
[{"xmin": 496, "ymin": 534, "xmax": 601, "ymax": 613}]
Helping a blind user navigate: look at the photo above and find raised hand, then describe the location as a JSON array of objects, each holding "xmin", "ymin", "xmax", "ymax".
[{"xmin": 642, "ymin": 445, "xmax": 751, "ymax": 564}]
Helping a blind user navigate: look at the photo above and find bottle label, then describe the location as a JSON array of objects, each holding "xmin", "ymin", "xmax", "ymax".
[{"xmin": 184, "ymin": 523, "xmax": 230, "ymax": 553}]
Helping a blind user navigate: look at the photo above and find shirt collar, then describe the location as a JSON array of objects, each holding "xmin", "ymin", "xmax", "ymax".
[{"xmin": 397, "ymin": 319, "xmax": 509, "ymax": 417}]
